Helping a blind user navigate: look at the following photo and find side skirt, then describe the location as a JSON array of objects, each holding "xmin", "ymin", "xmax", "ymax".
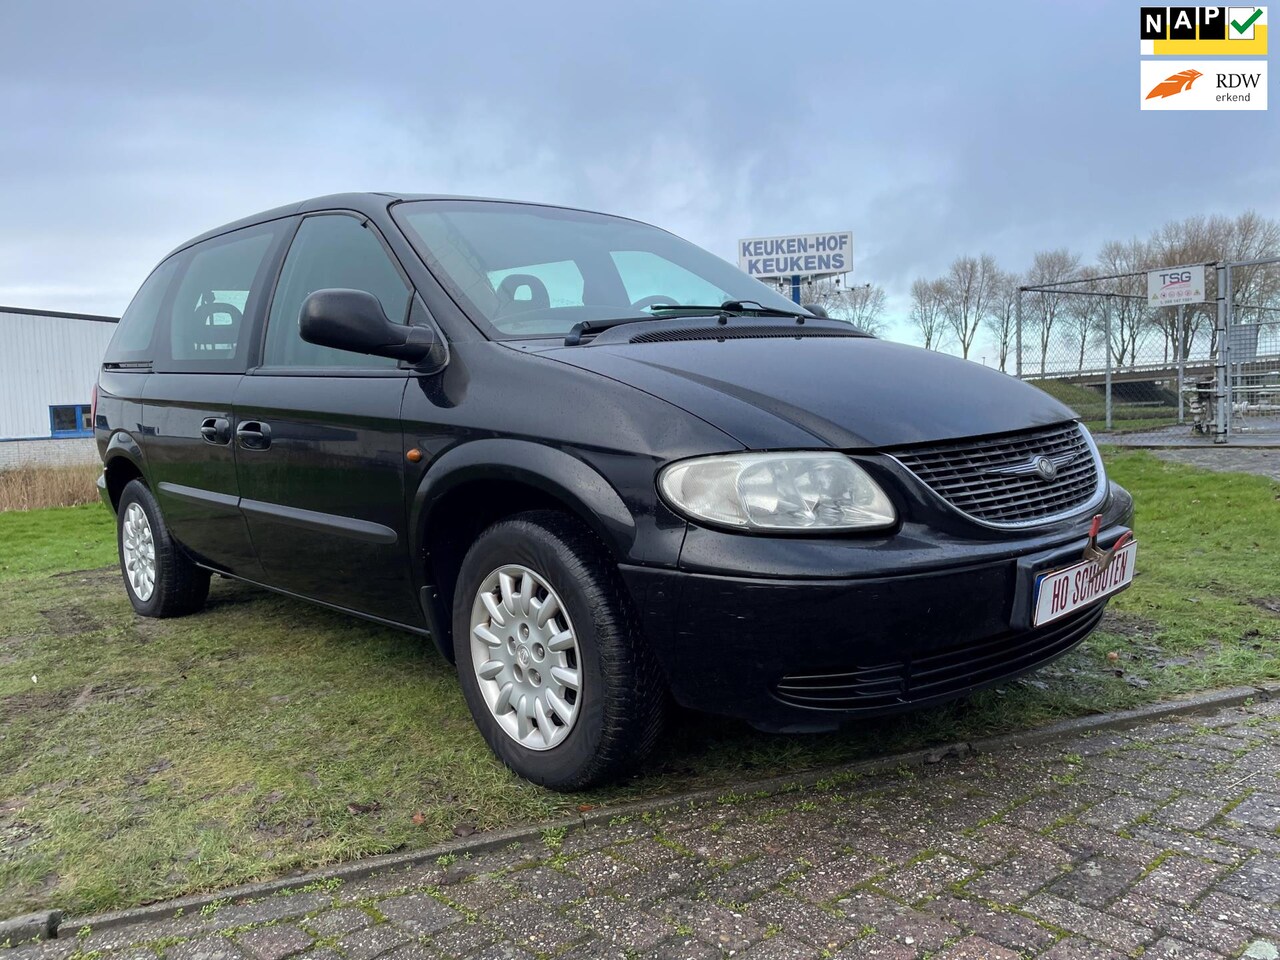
[{"xmin": 195, "ymin": 564, "xmax": 437, "ymax": 643}]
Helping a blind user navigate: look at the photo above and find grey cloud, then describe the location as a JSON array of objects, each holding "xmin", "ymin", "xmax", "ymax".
[{"xmin": 1, "ymin": 0, "xmax": 1276, "ymax": 333}]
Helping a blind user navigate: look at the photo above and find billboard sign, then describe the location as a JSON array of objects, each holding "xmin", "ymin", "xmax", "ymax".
[{"xmin": 738, "ymin": 232, "xmax": 853, "ymax": 279}]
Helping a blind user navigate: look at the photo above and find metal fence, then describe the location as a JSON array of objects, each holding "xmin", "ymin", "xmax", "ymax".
[
  {"xmin": 1222, "ymin": 257, "xmax": 1280, "ymax": 441},
  {"xmin": 1015, "ymin": 259, "xmax": 1280, "ymax": 444}
]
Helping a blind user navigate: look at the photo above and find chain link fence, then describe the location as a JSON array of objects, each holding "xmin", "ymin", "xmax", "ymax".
[
  {"xmin": 1015, "ymin": 259, "xmax": 1280, "ymax": 445},
  {"xmin": 1223, "ymin": 258, "xmax": 1280, "ymax": 440}
]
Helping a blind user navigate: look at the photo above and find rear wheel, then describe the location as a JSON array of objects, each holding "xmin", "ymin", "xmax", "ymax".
[
  {"xmin": 117, "ymin": 479, "xmax": 210, "ymax": 617},
  {"xmin": 452, "ymin": 510, "xmax": 665, "ymax": 789}
]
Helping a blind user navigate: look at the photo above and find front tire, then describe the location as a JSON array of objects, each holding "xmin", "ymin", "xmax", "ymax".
[
  {"xmin": 452, "ymin": 511, "xmax": 665, "ymax": 789},
  {"xmin": 117, "ymin": 479, "xmax": 210, "ymax": 618}
]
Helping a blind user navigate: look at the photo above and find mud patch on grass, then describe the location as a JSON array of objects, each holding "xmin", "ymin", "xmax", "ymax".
[
  {"xmin": 0, "ymin": 815, "xmax": 44, "ymax": 862},
  {"xmin": 50, "ymin": 566, "xmax": 117, "ymax": 583},
  {"xmin": 1249, "ymin": 597, "xmax": 1280, "ymax": 615},
  {"xmin": 38, "ymin": 603, "xmax": 103, "ymax": 636},
  {"xmin": 1099, "ymin": 610, "xmax": 1160, "ymax": 639},
  {"xmin": 0, "ymin": 685, "xmax": 80, "ymax": 722},
  {"xmin": 0, "ymin": 680, "xmax": 150, "ymax": 724}
]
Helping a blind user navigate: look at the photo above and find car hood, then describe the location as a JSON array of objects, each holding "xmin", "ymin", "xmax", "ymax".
[{"xmin": 533, "ymin": 334, "xmax": 1078, "ymax": 449}]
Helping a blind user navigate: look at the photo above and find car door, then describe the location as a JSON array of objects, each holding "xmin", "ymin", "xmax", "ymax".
[
  {"xmin": 142, "ymin": 221, "xmax": 287, "ymax": 576},
  {"xmin": 233, "ymin": 212, "xmax": 422, "ymax": 625}
]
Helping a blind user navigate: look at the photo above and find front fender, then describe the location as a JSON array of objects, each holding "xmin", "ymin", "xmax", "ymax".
[{"xmin": 409, "ymin": 438, "xmax": 637, "ymax": 562}]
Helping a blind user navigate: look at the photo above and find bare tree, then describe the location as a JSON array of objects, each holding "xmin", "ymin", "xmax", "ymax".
[
  {"xmin": 909, "ymin": 277, "xmax": 949, "ymax": 350},
  {"xmin": 1145, "ymin": 210, "xmax": 1280, "ymax": 354},
  {"xmin": 940, "ymin": 254, "xmax": 998, "ymax": 359},
  {"xmin": 1095, "ymin": 239, "xmax": 1153, "ymax": 367},
  {"xmin": 800, "ymin": 279, "xmax": 888, "ymax": 335},
  {"xmin": 1025, "ymin": 249, "xmax": 1081, "ymax": 374},
  {"xmin": 1148, "ymin": 215, "xmax": 1218, "ymax": 359},
  {"xmin": 842, "ymin": 283, "xmax": 888, "ymax": 335},
  {"xmin": 1221, "ymin": 211, "xmax": 1280, "ymax": 324},
  {"xmin": 1060, "ymin": 281, "xmax": 1100, "ymax": 374},
  {"xmin": 985, "ymin": 271, "xmax": 1021, "ymax": 372}
]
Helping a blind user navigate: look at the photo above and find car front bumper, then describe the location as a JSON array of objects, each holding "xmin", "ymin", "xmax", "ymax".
[{"xmin": 619, "ymin": 487, "xmax": 1134, "ymax": 731}]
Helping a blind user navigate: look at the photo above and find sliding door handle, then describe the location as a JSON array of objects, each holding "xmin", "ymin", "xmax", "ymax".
[
  {"xmin": 236, "ymin": 421, "xmax": 272, "ymax": 450},
  {"xmin": 199, "ymin": 417, "xmax": 231, "ymax": 445}
]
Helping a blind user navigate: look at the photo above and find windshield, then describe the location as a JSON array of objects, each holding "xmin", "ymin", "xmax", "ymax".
[{"xmin": 394, "ymin": 200, "xmax": 807, "ymax": 338}]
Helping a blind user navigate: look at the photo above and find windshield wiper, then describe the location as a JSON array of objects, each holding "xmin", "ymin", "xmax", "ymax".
[
  {"xmin": 564, "ymin": 301, "xmax": 812, "ymax": 346},
  {"xmin": 564, "ymin": 315, "xmax": 655, "ymax": 346},
  {"xmin": 644, "ymin": 299, "xmax": 811, "ymax": 319}
]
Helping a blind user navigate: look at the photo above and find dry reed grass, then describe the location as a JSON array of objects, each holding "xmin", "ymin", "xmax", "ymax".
[{"xmin": 0, "ymin": 463, "xmax": 100, "ymax": 511}]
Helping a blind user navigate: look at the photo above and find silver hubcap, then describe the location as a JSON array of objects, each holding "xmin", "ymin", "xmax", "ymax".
[
  {"xmin": 121, "ymin": 502, "xmax": 156, "ymax": 602},
  {"xmin": 469, "ymin": 564, "xmax": 581, "ymax": 751}
]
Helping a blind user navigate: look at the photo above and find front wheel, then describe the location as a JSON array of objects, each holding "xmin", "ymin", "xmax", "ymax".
[
  {"xmin": 452, "ymin": 511, "xmax": 666, "ymax": 789},
  {"xmin": 117, "ymin": 479, "xmax": 211, "ymax": 618}
]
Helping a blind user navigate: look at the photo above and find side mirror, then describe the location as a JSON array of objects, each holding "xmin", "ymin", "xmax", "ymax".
[
  {"xmin": 803, "ymin": 303, "xmax": 829, "ymax": 319},
  {"xmin": 300, "ymin": 289, "xmax": 440, "ymax": 364}
]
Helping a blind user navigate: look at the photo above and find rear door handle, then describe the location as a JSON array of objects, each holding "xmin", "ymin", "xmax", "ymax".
[
  {"xmin": 200, "ymin": 417, "xmax": 231, "ymax": 445},
  {"xmin": 236, "ymin": 420, "xmax": 272, "ymax": 450}
]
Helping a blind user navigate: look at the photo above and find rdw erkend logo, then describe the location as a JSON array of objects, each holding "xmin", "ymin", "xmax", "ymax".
[{"xmin": 1140, "ymin": 60, "xmax": 1268, "ymax": 109}]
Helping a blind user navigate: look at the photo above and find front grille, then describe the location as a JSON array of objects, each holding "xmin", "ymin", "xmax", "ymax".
[
  {"xmin": 629, "ymin": 325, "xmax": 866, "ymax": 344},
  {"xmin": 774, "ymin": 603, "xmax": 1105, "ymax": 713},
  {"xmin": 892, "ymin": 421, "xmax": 1101, "ymax": 526}
]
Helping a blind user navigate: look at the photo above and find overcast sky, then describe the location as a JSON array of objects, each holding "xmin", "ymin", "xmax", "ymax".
[{"xmin": 2, "ymin": 0, "xmax": 1277, "ymax": 352}]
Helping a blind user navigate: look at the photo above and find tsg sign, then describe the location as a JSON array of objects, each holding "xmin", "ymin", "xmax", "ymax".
[
  {"xmin": 1147, "ymin": 264, "xmax": 1206, "ymax": 306},
  {"xmin": 738, "ymin": 231, "xmax": 853, "ymax": 280}
]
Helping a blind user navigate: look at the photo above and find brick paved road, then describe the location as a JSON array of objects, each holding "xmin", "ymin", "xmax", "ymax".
[{"xmin": 7, "ymin": 698, "xmax": 1280, "ymax": 960}]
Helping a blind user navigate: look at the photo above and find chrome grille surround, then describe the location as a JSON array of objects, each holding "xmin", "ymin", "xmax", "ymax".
[{"xmin": 890, "ymin": 421, "xmax": 1105, "ymax": 528}]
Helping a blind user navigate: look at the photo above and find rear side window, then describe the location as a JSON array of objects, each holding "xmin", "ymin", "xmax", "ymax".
[
  {"xmin": 160, "ymin": 223, "xmax": 282, "ymax": 371},
  {"xmin": 103, "ymin": 256, "xmax": 182, "ymax": 364},
  {"xmin": 263, "ymin": 214, "xmax": 411, "ymax": 369}
]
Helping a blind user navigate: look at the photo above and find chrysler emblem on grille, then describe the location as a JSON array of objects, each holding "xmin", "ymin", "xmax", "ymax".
[{"xmin": 985, "ymin": 450, "xmax": 1078, "ymax": 480}]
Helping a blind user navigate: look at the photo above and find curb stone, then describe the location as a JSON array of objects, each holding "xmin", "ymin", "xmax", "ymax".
[
  {"xmin": 11, "ymin": 683, "xmax": 1275, "ymax": 946},
  {"xmin": 0, "ymin": 913, "xmax": 61, "ymax": 949}
]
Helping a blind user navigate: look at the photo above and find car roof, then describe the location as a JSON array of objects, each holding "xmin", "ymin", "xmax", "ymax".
[{"xmin": 162, "ymin": 192, "xmax": 633, "ymax": 261}]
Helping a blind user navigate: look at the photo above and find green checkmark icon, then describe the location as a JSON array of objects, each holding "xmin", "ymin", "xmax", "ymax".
[{"xmin": 1231, "ymin": 8, "xmax": 1263, "ymax": 34}]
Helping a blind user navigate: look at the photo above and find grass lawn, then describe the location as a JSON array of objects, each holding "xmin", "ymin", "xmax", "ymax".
[{"xmin": 1, "ymin": 450, "xmax": 1277, "ymax": 918}]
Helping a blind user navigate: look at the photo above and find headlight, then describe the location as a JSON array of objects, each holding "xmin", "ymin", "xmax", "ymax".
[{"xmin": 658, "ymin": 452, "xmax": 896, "ymax": 532}]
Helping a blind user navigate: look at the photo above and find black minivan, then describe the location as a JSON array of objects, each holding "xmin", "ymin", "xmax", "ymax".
[{"xmin": 96, "ymin": 193, "xmax": 1135, "ymax": 788}]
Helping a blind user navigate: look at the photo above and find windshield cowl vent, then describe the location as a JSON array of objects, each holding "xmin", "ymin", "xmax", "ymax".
[{"xmin": 628, "ymin": 325, "xmax": 867, "ymax": 344}]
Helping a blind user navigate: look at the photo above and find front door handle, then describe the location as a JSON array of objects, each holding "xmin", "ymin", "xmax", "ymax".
[
  {"xmin": 236, "ymin": 420, "xmax": 272, "ymax": 450},
  {"xmin": 200, "ymin": 417, "xmax": 231, "ymax": 445}
]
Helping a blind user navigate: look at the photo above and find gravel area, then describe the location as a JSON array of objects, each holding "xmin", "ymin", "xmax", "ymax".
[{"xmin": 1148, "ymin": 447, "xmax": 1280, "ymax": 482}]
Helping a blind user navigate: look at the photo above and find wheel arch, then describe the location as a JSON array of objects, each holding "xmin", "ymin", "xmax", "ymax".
[
  {"xmin": 101, "ymin": 432, "xmax": 148, "ymax": 511},
  {"xmin": 410, "ymin": 440, "xmax": 637, "ymax": 661}
]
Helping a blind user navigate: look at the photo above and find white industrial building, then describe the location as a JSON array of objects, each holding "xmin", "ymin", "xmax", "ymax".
[{"xmin": 0, "ymin": 306, "xmax": 118, "ymax": 469}]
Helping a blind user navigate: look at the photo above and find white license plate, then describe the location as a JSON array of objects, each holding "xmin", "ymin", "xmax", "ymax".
[{"xmin": 1032, "ymin": 541, "xmax": 1137, "ymax": 627}]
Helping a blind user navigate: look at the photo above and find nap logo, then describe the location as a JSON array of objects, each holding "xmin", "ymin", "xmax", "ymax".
[
  {"xmin": 1140, "ymin": 59, "xmax": 1268, "ymax": 108},
  {"xmin": 1139, "ymin": 6, "xmax": 1268, "ymax": 54}
]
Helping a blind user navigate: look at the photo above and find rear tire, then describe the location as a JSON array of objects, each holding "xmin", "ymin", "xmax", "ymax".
[
  {"xmin": 452, "ymin": 510, "xmax": 665, "ymax": 789},
  {"xmin": 117, "ymin": 479, "xmax": 210, "ymax": 618}
]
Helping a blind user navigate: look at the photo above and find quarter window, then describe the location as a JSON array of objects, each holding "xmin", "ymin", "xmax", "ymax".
[
  {"xmin": 104, "ymin": 256, "xmax": 182, "ymax": 363},
  {"xmin": 164, "ymin": 225, "xmax": 279, "ymax": 367},
  {"xmin": 264, "ymin": 215, "xmax": 411, "ymax": 368}
]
